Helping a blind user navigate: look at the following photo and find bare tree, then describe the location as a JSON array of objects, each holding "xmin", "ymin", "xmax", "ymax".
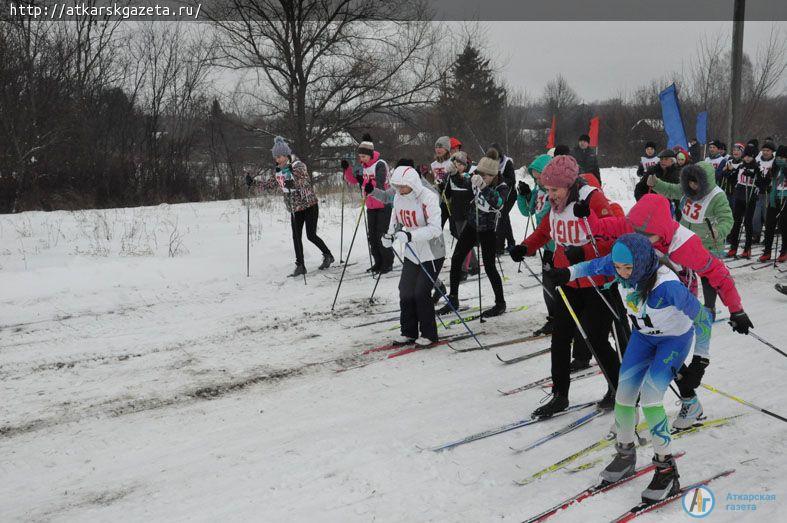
[
  {"xmin": 742, "ymin": 24, "xmax": 787, "ymax": 135},
  {"xmin": 207, "ymin": 0, "xmax": 445, "ymax": 163}
]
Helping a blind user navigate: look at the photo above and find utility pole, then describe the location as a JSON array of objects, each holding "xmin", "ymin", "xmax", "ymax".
[{"xmin": 729, "ymin": 0, "xmax": 745, "ymax": 145}]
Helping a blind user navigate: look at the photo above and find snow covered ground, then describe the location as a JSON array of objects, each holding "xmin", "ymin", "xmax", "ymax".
[{"xmin": 1, "ymin": 168, "xmax": 785, "ymax": 522}]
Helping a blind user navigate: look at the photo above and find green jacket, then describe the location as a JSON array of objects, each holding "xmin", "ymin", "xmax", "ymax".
[
  {"xmin": 766, "ymin": 162, "xmax": 787, "ymax": 208},
  {"xmin": 652, "ymin": 161, "xmax": 733, "ymax": 254},
  {"xmin": 517, "ymin": 154, "xmax": 554, "ymax": 252}
]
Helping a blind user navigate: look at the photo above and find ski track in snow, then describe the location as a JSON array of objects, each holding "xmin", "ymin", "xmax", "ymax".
[{"xmin": 1, "ymin": 169, "xmax": 785, "ymax": 522}]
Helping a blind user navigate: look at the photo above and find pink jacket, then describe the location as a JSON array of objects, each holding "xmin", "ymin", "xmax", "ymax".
[
  {"xmin": 343, "ymin": 151, "xmax": 389, "ymax": 210},
  {"xmin": 586, "ymin": 194, "xmax": 743, "ymax": 313}
]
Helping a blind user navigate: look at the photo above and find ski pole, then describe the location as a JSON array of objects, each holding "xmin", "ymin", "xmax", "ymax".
[
  {"xmin": 403, "ymin": 242, "xmax": 484, "ymax": 350},
  {"xmin": 331, "ymin": 198, "xmax": 367, "ymax": 310},
  {"xmin": 246, "ymin": 183, "xmax": 251, "ymax": 277},
  {"xmin": 747, "ymin": 331, "xmax": 787, "ymax": 358},
  {"xmin": 521, "ymin": 258, "xmax": 554, "ymax": 300},
  {"xmin": 700, "ymin": 383, "xmax": 787, "ymax": 423},
  {"xmin": 474, "ymin": 189, "xmax": 485, "ymax": 324},
  {"xmin": 369, "ymin": 265, "xmax": 383, "ymax": 304},
  {"xmin": 340, "ymin": 177, "xmax": 345, "ymax": 262},
  {"xmin": 556, "ymin": 286, "xmax": 616, "ymax": 393}
]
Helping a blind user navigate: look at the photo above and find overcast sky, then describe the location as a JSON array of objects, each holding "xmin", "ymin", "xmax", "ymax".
[{"xmin": 482, "ymin": 21, "xmax": 787, "ymax": 101}]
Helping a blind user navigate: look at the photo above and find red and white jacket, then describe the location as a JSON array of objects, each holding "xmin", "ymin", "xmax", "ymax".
[{"xmin": 343, "ymin": 151, "xmax": 390, "ymax": 210}]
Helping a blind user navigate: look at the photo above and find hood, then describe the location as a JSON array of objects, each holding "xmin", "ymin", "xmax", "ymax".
[
  {"xmin": 581, "ymin": 173, "xmax": 601, "ymax": 188},
  {"xmin": 389, "ymin": 165, "xmax": 424, "ymax": 197},
  {"xmin": 528, "ymin": 154, "xmax": 552, "ymax": 189},
  {"xmin": 680, "ymin": 162, "xmax": 716, "ymax": 199},
  {"xmin": 612, "ymin": 233, "xmax": 660, "ymax": 288},
  {"xmin": 627, "ymin": 194, "xmax": 679, "ymax": 247},
  {"xmin": 361, "ymin": 150, "xmax": 381, "ymax": 168}
]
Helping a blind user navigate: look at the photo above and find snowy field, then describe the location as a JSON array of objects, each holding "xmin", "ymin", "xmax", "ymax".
[{"xmin": 1, "ymin": 167, "xmax": 785, "ymax": 522}]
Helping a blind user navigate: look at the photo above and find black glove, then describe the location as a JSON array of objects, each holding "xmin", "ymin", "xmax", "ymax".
[
  {"xmin": 507, "ymin": 244, "xmax": 528, "ymax": 262},
  {"xmin": 355, "ymin": 173, "xmax": 364, "ymax": 185},
  {"xmin": 542, "ymin": 249, "xmax": 554, "ymax": 267},
  {"xmin": 544, "ymin": 266, "xmax": 570, "ymax": 286},
  {"xmin": 245, "ymin": 174, "xmax": 254, "ymax": 188},
  {"xmin": 341, "ymin": 159, "xmax": 350, "ymax": 170},
  {"xmin": 564, "ymin": 245, "xmax": 585, "ymax": 265},
  {"xmin": 284, "ymin": 178, "xmax": 295, "ymax": 189},
  {"xmin": 675, "ymin": 355, "xmax": 710, "ymax": 390},
  {"xmin": 573, "ymin": 198, "xmax": 591, "ymax": 218},
  {"xmin": 517, "ymin": 181, "xmax": 531, "ymax": 199},
  {"xmin": 729, "ymin": 310, "xmax": 753, "ymax": 335},
  {"xmin": 363, "ymin": 181, "xmax": 374, "ymax": 195}
]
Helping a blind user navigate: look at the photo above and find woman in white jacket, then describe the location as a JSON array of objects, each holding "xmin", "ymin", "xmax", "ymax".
[{"xmin": 381, "ymin": 165, "xmax": 446, "ymax": 346}]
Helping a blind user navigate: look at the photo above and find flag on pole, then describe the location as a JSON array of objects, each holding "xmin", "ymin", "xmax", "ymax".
[
  {"xmin": 696, "ymin": 111, "xmax": 708, "ymax": 145},
  {"xmin": 658, "ymin": 83, "xmax": 688, "ymax": 149},
  {"xmin": 546, "ymin": 116, "xmax": 556, "ymax": 149},
  {"xmin": 588, "ymin": 116, "xmax": 600, "ymax": 147}
]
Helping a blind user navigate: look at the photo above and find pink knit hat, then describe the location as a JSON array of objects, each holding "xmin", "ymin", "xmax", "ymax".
[{"xmin": 540, "ymin": 155, "xmax": 579, "ymax": 188}]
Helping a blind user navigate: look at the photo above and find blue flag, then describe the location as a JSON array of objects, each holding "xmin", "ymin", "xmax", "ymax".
[
  {"xmin": 659, "ymin": 83, "xmax": 688, "ymax": 150},
  {"xmin": 696, "ymin": 111, "xmax": 708, "ymax": 145}
]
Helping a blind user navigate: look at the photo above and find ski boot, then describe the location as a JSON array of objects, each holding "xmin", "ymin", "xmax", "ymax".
[
  {"xmin": 740, "ymin": 249, "xmax": 751, "ymax": 259},
  {"xmin": 672, "ymin": 395, "xmax": 704, "ymax": 430},
  {"xmin": 597, "ymin": 389, "xmax": 615, "ymax": 411},
  {"xmin": 778, "ymin": 252, "xmax": 787, "ymax": 263},
  {"xmin": 758, "ymin": 252, "xmax": 772, "ymax": 263},
  {"xmin": 570, "ymin": 358, "xmax": 591, "ymax": 372},
  {"xmin": 432, "ymin": 280, "xmax": 447, "ymax": 304},
  {"xmin": 726, "ymin": 248, "xmax": 737, "ymax": 258},
  {"xmin": 531, "ymin": 393, "xmax": 569, "ymax": 419},
  {"xmin": 318, "ymin": 253, "xmax": 335, "ymax": 270},
  {"xmin": 533, "ymin": 317, "xmax": 554, "ymax": 336},
  {"xmin": 288, "ymin": 263, "xmax": 307, "ymax": 277},
  {"xmin": 392, "ymin": 335, "xmax": 416, "ymax": 346},
  {"xmin": 641, "ymin": 454, "xmax": 680, "ymax": 503},
  {"xmin": 599, "ymin": 442, "xmax": 636, "ymax": 484},
  {"xmin": 481, "ymin": 301, "xmax": 506, "ymax": 318},
  {"xmin": 436, "ymin": 294, "xmax": 459, "ymax": 315},
  {"xmin": 414, "ymin": 337, "xmax": 437, "ymax": 347}
]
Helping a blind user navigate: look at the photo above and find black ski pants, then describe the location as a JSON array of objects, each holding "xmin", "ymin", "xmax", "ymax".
[
  {"xmin": 367, "ymin": 207, "xmax": 394, "ymax": 270},
  {"xmin": 450, "ymin": 225, "xmax": 505, "ymax": 305},
  {"xmin": 291, "ymin": 204, "xmax": 331, "ymax": 265},
  {"xmin": 400, "ymin": 257, "xmax": 444, "ymax": 341}
]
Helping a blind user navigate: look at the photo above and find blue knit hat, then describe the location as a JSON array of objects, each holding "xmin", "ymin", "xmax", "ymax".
[
  {"xmin": 612, "ymin": 233, "xmax": 660, "ymax": 286},
  {"xmin": 271, "ymin": 136, "xmax": 291, "ymax": 158}
]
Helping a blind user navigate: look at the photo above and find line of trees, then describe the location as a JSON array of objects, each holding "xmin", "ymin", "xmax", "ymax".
[{"xmin": 0, "ymin": 5, "xmax": 785, "ymax": 214}]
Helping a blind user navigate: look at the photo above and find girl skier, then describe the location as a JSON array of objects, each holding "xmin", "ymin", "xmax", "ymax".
[
  {"xmin": 546, "ymin": 233, "xmax": 713, "ymax": 503},
  {"xmin": 437, "ymin": 150, "xmax": 509, "ymax": 318},
  {"xmin": 431, "ymin": 136, "xmax": 454, "ymax": 230},
  {"xmin": 342, "ymin": 134, "xmax": 393, "ymax": 273},
  {"xmin": 646, "ymin": 162, "xmax": 732, "ymax": 427},
  {"xmin": 727, "ymin": 145, "xmax": 763, "ymax": 258},
  {"xmin": 759, "ymin": 145, "xmax": 787, "ymax": 263},
  {"xmin": 248, "ymin": 136, "xmax": 334, "ymax": 276},
  {"xmin": 508, "ymin": 154, "xmax": 620, "ymax": 417},
  {"xmin": 381, "ymin": 165, "xmax": 445, "ymax": 346}
]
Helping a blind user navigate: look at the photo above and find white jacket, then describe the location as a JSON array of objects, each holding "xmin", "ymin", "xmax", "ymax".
[{"xmin": 386, "ymin": 166, "xmax": 445, "ymax": 264}]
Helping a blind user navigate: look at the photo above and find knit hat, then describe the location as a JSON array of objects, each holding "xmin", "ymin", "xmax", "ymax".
[
  {"xmin": 553, "ymin": 144, "xmax": 571, "ymax": 156},
  {"xmin": 449, "ymin": 137, "xmax": 462, "ymax": 150},
  {"xmin": 644, "ymin": 141, "xmax": 657, "ymax": 150},
  {"xmin": 540, "ymin": 154, "xmax": 579, "ymax": 188},
  {"xmin": 734, "ymin": 142, "xmax": 745, "ymax": 151},
  {"xmin": 450, "ymin": 151, "xmax": 468, "ymax": 166},
  {"xmin": 743, "ymin": 144, "xmax": 758, "ymax": 159},
  {"xmin": 396, "ymin": 158, "xmax": 415, "ymax": 168},
  {"xmin": 435, "ymin": 136, "xmax": 451, "ymax": 150},
  {"xmin": 776, "ymin": 145, "xmax": 787, "ymax": 158},
  {"xmin": 612, "ymin": 233, "xmax": 660, "ymax": 286},
  {"xmin": 709, "ymin": 139, "xmax": 722, "ymax": 148},
  {"xmin": 357, "ymin": 133, "xmax": 374, "ymax": 157},
  {"xmin": 271, "ymin": 136, "xmax": 291, "ymax": 158},
  {"xmin": 658, "ymin": 148, "xmax": 676, "ymax": 159},
  {"xmin": 528, "ymin": 154, "xmax": 552, "ymax": 175},
  {"xmin": 476, "ymin": 151, "xmax": 499, "ymax": 176},
  {"xmin": 578, "ymin": 134, "xmax": 591, "ymax": 143},
  {"xmin": 718, "ymin": 142, "xmax": 727, "ymax": 151},
  {"xmin": 747, "ymin": 138, "xmax": 759, "ymax": 149},
  {"xmin": 761, "ymin": 140, "xmax": 777, "ymax": 152},
  {"xmin": 488, "ymin": 142, "xmax": 504, "ymax": 158}
]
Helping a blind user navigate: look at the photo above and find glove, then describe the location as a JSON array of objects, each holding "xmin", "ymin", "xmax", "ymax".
[
  {"xmin": 283, "ymin": 178, "xmax": 295, "ymax": 189},
  {"xmin": 729, "ymin": 310, "xmax": 753, "ymax": 334},
  {"xmin": 470, "ymin": 174, "xmax": 485, "ymax": 191},
  {"xmin": 507, "ymin": 244, "xmax": 528, "ymax": 262},
  {"xmin": 675, "ymin": 355, "xmax": 710, "ymax": 390},
  {"xmin": 381, "ymin": 233, "xmax": 394, "ymax": 249},
  {"xmin": 544, "ymin": 266, "xmax": 571, "ymax": 286},
  {"xmin": 517, "ymin": 181, "xmax": 531, "ymax": 199},
  {"xmin": 341, "ymin": 159, "xmax": 350, "ymax": 170},
  {"xmin": 564, "ymin": 245, "xmax": 585, "ymax": 265},
  {"xmin": 363, "ymin": 181, "xmax": 374, "ymax": 195},
  {"xmin": 245, "ymin": 174, "xmax": 254, "ymax": 188},
  {"xmin": 354, "ymin": 173, "xmax": 363, "ymax": 185},
  {"xmin": 573, "ymin": 198, "xmax": 591, "ymax": 218}
]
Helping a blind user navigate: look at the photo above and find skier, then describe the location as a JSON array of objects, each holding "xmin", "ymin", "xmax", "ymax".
[
  {"xmin": 381, "ymin": 165, "xmax": 445, "ymax": 347},
  {"xmin": 704, "ymin": 140, "xmax": 728, "ymax": 173},
  {"xmin": 581, "ymin": 193, "xmax": 754, "ymax": 427},
  {"xmin": 546, "ymin": 233, "xmax": 713, "ymax": 503},
  {"xmin": 516, "ymin": 154, "xmax": 555, "ymax": 336},
  {"xmin": 646, "ymin": 162, "xmax": 732, "ymax": 427},
  {"xmin": 248, "ymin": 136, "xmax": 334, "ymax": 276},
  {"xmin": 508, "ymin": 154, "xmax": 620, "ymax": 417},
  {"xmin": 573, "ymin": 134, "xmax": 601, "ymax": 183},
  {"xmin": 636, "ymin": 142, "xmax": 660, "ymax": 180},
  {"xmin": 437, "ymin": 150, "xmax": 509, "ymax": 318},
  {"xmin": 342, "ymin": 134, "xmax": 393, "ymax": 273},
  {"xmin": 720, "ymin": 142, "xmax": 744, "ymax": 214},
  {"xmin": 759, "ymin": 144, "xmax": 787, "ymax": 263},
  {"xmin": 443, "ymin": 150, "xmax": 478, "ymax": 278},
  {"xmin": 488, "ymin": 143, "xmax": 517, "ymax": 254},
  {"xmin": 727, "ymin": 145, "xmax": 763, "ymax": 258},
  {"xmin": 635, "ymin": 149, "xmax": 679, "ymax": 202},
  {"xmin": 431, "ymin": 136, "xmax": 455, "ymax": 229}
]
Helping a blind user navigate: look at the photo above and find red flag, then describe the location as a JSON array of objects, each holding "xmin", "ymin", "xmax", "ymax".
[
  {"xmin": 546, "ymin": 116, "xmax": 556, "ymax": 149},
  {"xmin": 588, "ymin": 116, "xmax": 600, "ymax": 147}
]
